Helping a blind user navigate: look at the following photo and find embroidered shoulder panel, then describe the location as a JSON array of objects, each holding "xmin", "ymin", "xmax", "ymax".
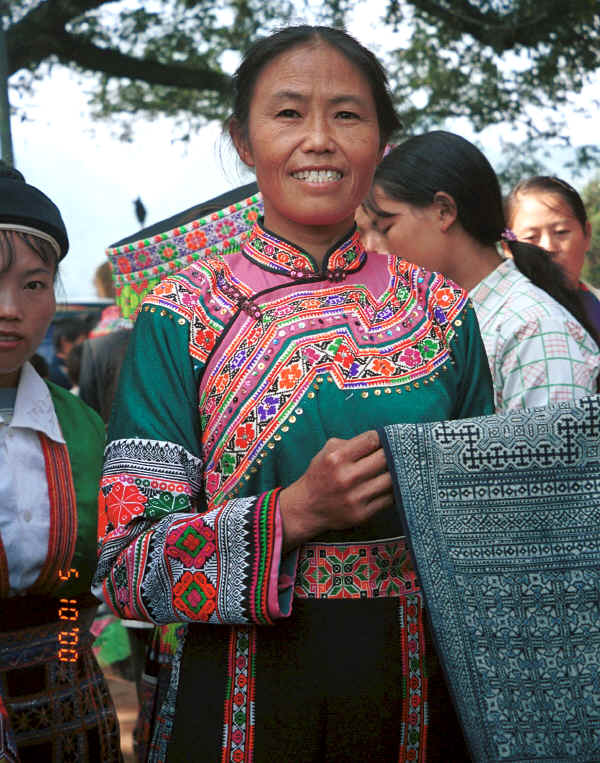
[
  {"xmin": 194, "ymin": 256, "xmax": 469, "ymax": 503},
  {"xmin": 142, "ymin": 256, "xmax": 257, "ymax": 364}
]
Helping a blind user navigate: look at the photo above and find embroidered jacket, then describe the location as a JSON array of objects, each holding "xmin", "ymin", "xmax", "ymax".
[{"xmin": 94, "ymin": 222, "xmax": 494, "ymax": 626}]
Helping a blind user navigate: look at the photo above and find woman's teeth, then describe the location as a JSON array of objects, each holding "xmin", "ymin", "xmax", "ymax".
[{"xmin": 292, "ymin": 170, "xmax": 342, "ymax": 183}]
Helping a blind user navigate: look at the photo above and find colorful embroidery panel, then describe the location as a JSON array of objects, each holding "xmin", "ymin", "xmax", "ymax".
[
  {"xmin": 222, "ymin": 627, "xmax": 256, "ymax": 763},
  {"xmin": 108, "ymin": 194, "xmax": 263, "ymax": 318},
  {"xmin": 140, "ymin": 225, "xmax": 471, "ymax": 506},
  {"xmin": 294, "ymin": 538, "xmax": 418, "ymax": 599}
]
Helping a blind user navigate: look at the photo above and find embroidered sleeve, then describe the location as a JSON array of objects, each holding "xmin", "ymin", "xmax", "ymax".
[
  {"xmin": 92, "ymin": 287, "xmax": 292, "ymax": 626},
  {"xmin": 493, "ymin": 314, "xmax": 599, "ymax": 410}
]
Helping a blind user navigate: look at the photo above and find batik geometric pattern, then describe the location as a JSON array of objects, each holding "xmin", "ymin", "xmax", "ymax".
[
  {"xmin": 384, "ymin": 395, "xmax": 600, "ymax": 762},
  {"xmin": 294, "ymin": 538, "xmax": 418, "ymax": 599}
]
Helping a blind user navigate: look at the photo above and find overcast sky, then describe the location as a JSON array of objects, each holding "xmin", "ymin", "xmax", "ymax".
[{"xmin": 9, "ymin": 4, "xmax": 600, "ymax": 299}]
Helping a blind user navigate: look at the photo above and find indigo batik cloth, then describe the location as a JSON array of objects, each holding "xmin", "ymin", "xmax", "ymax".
[
  {"xmin": 383, "ymin": 395, "xmax": 600, "ymax": 762},
  {"xmin": 94, "ymin": 220, "xmax": 494, "ymax": 761}
]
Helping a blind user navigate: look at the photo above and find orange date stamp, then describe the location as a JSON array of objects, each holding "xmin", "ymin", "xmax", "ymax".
[{"xmin": 58, "ymin": 568, "xmax": 80, "ymax": 662}]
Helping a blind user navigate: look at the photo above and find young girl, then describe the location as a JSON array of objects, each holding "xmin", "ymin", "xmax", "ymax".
[
  {"xmin": 357, "ymin": 132, "xmax": 599, "ymax": 410},
  {"xmin": 0, "ymin": 163, "xmax": 121, "ymax": 761}
]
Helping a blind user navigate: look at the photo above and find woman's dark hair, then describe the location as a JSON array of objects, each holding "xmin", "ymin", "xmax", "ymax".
[
  {"xmin": 505, "ymin": 176, "xmax": 589, "ymax": 232},
  {"xmin": 369, "ymin": 130, "xmax": 505, "ymax": 246},
  {"xmin": 0, "ymin": 161, "xmax": 59, "ymax": 277},
  {"xmin": 52, "ymin": 315, "xmax": 88, "ymax": 353},
  {"xmin": 368, "ymin": 130, "xmax": 600, "ymax": 346},
  {"xmin": 229, "ymin": 25, "xmax": 402, "ymax": 148}
]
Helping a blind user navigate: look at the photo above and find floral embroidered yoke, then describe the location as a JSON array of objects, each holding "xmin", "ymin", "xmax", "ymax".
[{"xmin": 94, "ymin": 221, "xmax": 494, "ymax": 761}]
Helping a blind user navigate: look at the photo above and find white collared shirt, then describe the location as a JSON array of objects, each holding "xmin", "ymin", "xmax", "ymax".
[{"xmin": 0, "ymin": 362, "xmax": 65, "ymax": 593}]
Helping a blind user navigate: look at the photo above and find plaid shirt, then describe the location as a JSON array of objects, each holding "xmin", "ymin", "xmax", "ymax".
[{"xmin": 470, "ymin": 259, "xmax": 599, "ymax": 411}]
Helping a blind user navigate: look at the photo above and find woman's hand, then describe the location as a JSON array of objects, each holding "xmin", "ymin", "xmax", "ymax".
[{"xmin": 279, "ymin": 430, "xmax": 394, "ymax": 552}]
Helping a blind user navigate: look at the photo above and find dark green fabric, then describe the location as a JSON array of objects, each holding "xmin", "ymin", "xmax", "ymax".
[
  {"xmin": 110, "ymin": 300, "xmax": 493, "ymax": 511},
  {"xmin": 107, "ymin": 307, "xmax": 201, "ymax": 463}
]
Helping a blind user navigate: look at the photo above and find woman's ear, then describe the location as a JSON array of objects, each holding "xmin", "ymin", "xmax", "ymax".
[
  {"xmin": 433, "ymin": 191, "xmax": 458, "ymax": 232},
  {"xmin": 229, "ymin": 119, "xmax": 255, "ymax": 168}
]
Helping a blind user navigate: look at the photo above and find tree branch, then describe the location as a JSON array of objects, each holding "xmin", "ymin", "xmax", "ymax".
[
  {"xmin": 6, "ymin": 1, "xmax": 232, "ymax": 97},
  {"xmin": 7, "ymin": 0, "xmax": 108, "ymax": 72},
  {"xmin": 53, "ymin": 32, "xmax": 232, "ymax": 95},
  {"xmin": 407, "ymin": 0, "xmax": 565, "ymax": 51}
]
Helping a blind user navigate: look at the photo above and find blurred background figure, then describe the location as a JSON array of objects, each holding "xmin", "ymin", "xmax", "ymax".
[
  {"xmin": 88, "ymin": 261, "xmax": 132, "ymax": 339},
  {"xmin": 79, "ymin": 328, "xmax": 131, "ymax": 423},
  {"xmin": 47, "ymin": 314, "xmax": 88, "ymax": 389},
  {"xmin": 357, "ymin": 130, "xmax": 600, "ymax": 410},
  {"xmin": 65, "ymin": 341, "xmax": 84, "ymax": 394},
  {"xmin": 505, "ymin": 176, "xmax": 600, "ymax": 336}
]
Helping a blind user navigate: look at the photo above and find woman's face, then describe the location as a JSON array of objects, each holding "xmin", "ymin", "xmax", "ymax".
[
  {"xmin": 233, "ymin": 42, "xmax": 382, "ymax": 248},
  {"xmin": 509, "ymin": 191, "xmax": 591, "ymax": 288},
  {"xmin": 356, "ymin": 186, "xmax": 448, "ymax": 272},
  {"xmin": 0, "ymin": 232, "xmax": 56, "ymax": 387}
]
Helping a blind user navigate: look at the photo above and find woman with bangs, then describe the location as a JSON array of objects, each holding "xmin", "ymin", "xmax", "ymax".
[
  {"xmin": 0, "ymin": 162, "xmax": 121, "ymax": 761},
  {"xmin": 505, "ymin": 175, "xmax": 600, "ymax": 337}
]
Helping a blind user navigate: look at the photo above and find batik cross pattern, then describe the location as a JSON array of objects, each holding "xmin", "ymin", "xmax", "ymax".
[{"xmin": 384, "ymin": 395, "xmax": 600, "ymax": 762}]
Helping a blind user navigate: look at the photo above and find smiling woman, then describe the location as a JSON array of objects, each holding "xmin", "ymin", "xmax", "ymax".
[
  {"xmin": 0, "ymin": 163, "xmax": 121, "ymax": 760},
  {"xmin": 93, "ymin": 26, "xmax": 494, "ymax": 762}
]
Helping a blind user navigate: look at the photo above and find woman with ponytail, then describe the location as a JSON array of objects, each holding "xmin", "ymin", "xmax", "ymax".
[{"xmin": 356, "ymin": 130, "xmax": 599, "ymax": 410}]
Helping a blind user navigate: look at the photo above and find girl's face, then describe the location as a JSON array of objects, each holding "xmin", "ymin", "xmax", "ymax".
[
  {"xmin": 356, "ymin": 186, "xmax": 449, "ymax": 273},
  {"xmin": 509, "ymin": 191, "xmax": 592, "ymax": 289},
  {"xmin": 232, "ymin": 42, "xmax": 382, "ymax": 250},
  {"xmin": 0, "ymin": 232, "xmax": 56, "ymax": 387}
]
